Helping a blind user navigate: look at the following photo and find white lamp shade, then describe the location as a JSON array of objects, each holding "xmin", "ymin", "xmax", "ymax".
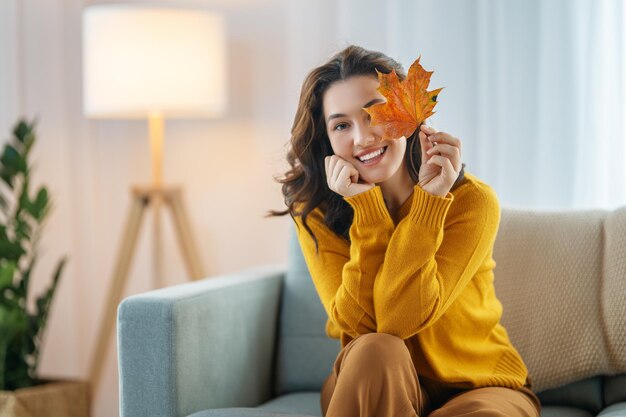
[{"xmin": 82, "ymin": 5, "xmax": 226, "ymax": 119}]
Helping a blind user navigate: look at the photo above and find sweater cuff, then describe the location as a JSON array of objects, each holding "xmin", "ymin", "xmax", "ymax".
[
  {"xmin": 344, "ymin": 186, "xmax": 391, "ymax": 226},
  {"xmin": 410, "ymin": 185, "xmax": 454, "ymax": 228}
]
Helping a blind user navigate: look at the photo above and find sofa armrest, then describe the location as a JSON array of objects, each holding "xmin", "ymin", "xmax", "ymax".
[{"xmin": 118, "ymin": 265, "xmax": 285, "ymax": 417}]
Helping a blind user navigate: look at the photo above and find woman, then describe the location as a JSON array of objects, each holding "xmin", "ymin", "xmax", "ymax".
[{"xmin": 270, "ymin": 45, "xmax": 541, "ymax": 417}]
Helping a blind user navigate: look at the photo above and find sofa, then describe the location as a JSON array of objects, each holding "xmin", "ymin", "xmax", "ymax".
[{"xmin": 117, "ymin": 207, "xmax": 626, "ymax": 417}]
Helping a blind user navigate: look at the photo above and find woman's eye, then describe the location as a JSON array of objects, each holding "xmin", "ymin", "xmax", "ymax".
[{"xmin": 334, "ymin": 122, "xmax": 349, "ymax": 131}]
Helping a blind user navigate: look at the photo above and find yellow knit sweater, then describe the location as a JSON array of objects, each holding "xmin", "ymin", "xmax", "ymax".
[{"xmin": 293, "ymin": 172, "xmax": 529, "ymax": 389}]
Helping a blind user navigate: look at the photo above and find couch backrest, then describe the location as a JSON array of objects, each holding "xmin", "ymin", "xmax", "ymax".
[
  {"xmin": 493, "ymin": 208, "xmax": 626, "ymax": 393},
  {"xmin": 273, "ymin": 230, "xmax": 340, "ymax": 395},
  {"xmin": 274, "ymin": 207, "xmax": 626, "ymax": 401}
]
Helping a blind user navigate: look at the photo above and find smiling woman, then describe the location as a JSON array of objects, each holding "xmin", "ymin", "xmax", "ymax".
[
  {"xmin": 269, "ymin": 45, "xmax": 541, "ymax": 417},
  {"xmin": 323, "ymin": 76, "xmax": 408, "ymax": 195}
]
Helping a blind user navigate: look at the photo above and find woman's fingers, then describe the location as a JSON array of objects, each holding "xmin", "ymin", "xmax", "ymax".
[
  {"xmin": 324, "ymin": 156, "xmax": 332, "ymax": 187},
  {"xmin": 421, "ymin": 124, "xmax": 437, "ymax": 134},
  {"xmin": 328, "ymin": 156, "xmax": 338, "ymax": 177},
  {"xmin": 325, "ymin": 155, "xmax": 371, "ymax": 197},
  {"xmin": 418, "ymin": 171, "xmax": 439, "ymax": 187},
  {"xmin": 325, "ymin": 156, "xmax": 341, "ymax": 186},
  {"xmin": 424, "ymin": 132, "xmax": 461, "ymax": 149},
  {"xmin": 427, "ymin": 143, "xmax": 458, "ymax": 157},
  {"xmin": 420, "ymin": 126, "xmax": 462, "ymax": 171},
  {"xmin": 421, "ymin": 124, "xmax": 460, "ymax": 147},
  {"xmin": 329, "ymin": 157, "xmax": 351, "ymax": 182},
  {"xmin": 426, "ymin": 143, "xmax": 462, "ymax": 170},
  {"xmin": 336, "ymin": 165, "xmax": 355, "ymax": 189},
  {"xmin": 324, "ymin": 156, "xmax": 330, "ymax": 181},
  {"xmin": 427, "ymin": 154, "xmax": 456, "ymax": 176},
  {"xmin": 418, "ymin": 126, "xmax": 464, "ymax": 197},
  {"xmin": 419, "ymin": 130, "xmax": 434, "ymax": 162}
]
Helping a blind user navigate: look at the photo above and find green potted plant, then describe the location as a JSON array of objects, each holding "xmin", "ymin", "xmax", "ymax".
[{"xmin": 0, "ymin": 120, "xmax": 89, "ymax": 417}]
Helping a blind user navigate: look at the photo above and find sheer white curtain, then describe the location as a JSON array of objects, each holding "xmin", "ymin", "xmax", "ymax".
[
  {"xmin": 287, "ymin": 0, "xmax": 626, "ymax": 209},
  {"xmin": 470, "ymin": 0, "xmax": 626, "ymax": 209}
]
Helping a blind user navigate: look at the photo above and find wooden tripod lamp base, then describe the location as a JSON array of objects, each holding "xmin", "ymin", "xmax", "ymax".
[
  {"xmin": 89, "ymin": 185, "xmax": 204, "ymax": 392},
  {"xmin": 82, "ymin": 4, "xmax": 227, "ymax": 402}
]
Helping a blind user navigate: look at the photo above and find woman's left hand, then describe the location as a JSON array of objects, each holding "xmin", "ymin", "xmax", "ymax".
[{"xmin": 417, "ymin": 124, "xmax": 463, "ymax": 197}]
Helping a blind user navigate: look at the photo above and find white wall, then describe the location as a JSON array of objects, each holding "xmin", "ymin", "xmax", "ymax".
[{"xmin": 0, "ymin": 0, "xmax": 20, "ymax": 132}]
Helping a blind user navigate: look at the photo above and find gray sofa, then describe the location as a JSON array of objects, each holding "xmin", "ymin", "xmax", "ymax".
[{"xmin": 118, "ymin": 207, "xmax": 626, "ymax": 417}]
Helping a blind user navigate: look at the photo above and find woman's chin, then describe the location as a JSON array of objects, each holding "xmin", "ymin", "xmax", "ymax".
[
  {"xmin": 361, "ymin": 175, "xmax": 387, "ymax": 185},
  {"xmin": 359, "ymin": 169, "xmax": 393, "ymax": 185}
]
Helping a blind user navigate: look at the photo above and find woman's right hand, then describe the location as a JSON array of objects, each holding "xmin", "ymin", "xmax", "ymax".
[{"xmin": 325, "ymin": 155, "xmax": 375, "ymax": 198}]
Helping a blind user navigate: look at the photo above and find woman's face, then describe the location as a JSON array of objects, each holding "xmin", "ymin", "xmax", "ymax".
[{"xmin": 322, "ymin": 75, "xmax": 407, "ymax": 185}]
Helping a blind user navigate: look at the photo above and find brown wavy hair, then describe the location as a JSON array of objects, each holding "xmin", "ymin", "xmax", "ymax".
[{"xmin": 268, "ymin": 45, "xmax": 464, "ymax": 250}]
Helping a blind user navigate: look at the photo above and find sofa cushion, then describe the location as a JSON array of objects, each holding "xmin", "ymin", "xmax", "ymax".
[
  {"xmin": 493, "ymin": 209, "xmax": 626, "ymax": 392},
  {"xmin": 273, "ymin": 230, "xmax": 340, "ymax": 395},
  {"xmin": 536, "ymin": 377, "xmax": 602, "ymax": 414},
  {"xmin": 539, "ymin": 407, "xmax": 594, "ymax": 417},
  {"xmin": 596, "ymin": 402, "xmax": 626, "ymax": 417},
  {"xmin": 189, "ymin": 410, "xmax": 315, "ymax": 417},
  {"xmin": 605, "ymin": 374, "xmax": 626, "ymax": 407},
  {"xmin": 602, "ymin": 208, "xmax": 626, "ymax": 400},
  {"xmin": 188, "ymin": 393, "xmax": 321, "ymax": 417},
  {"xmin": 257, "ymin": 392, "xmax": 321, "ymax": 416}
]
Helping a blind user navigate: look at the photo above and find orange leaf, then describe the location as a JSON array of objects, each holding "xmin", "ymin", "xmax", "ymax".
[{"xmin": 364, "ymin": 56, "xmax": 443, "ymax": 140}]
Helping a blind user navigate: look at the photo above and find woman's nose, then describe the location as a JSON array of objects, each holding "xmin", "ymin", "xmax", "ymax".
[{"xmin": 354, "ymin": 122, "xmax": 378, "ymax": 147}]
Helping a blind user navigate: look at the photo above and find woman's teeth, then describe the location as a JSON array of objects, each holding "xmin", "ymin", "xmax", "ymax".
[{"xmin": 357, "ymin": 147, "xmax": 387, "ymax": 162}]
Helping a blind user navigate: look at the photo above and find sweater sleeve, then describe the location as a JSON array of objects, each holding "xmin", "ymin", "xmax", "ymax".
[
  {"xmin": 373, "ymin": 180, "xmax": 501, "ymax": 340},
  {"xmin": 293, "ymin": 186, "xmax": 395, "ymax": 338}
]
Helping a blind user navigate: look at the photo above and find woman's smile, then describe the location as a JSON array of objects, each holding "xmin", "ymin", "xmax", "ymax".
[{"xmin": 355, "ymin": 146, "xmax": 388, "ymax": 166}]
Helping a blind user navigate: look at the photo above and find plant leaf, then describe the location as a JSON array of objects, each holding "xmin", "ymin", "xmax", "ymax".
[
  {"xmin": 0, "ymin": 261, "xmax": 17, "ymax": 289},
  {"xmin": 0, "ymin": 145, "xmax": 27, "ymax": 188},
  {"xmin": 0, "ymin": 240, "xmax": 26, "ymax": 261},
  {"xmin": 364, "ymin": 56, "xmax": 443, "ymax": 140},
  {"xmin": 0, "ymin": 118, "xmax": 64, "ymax": 390},
  {"xmin": 15, "ymin": 219, "xmax": 32, "ymax": 241},
  {"xmin": 13, "ymin": 121, "xmax": 30, "ymax": 144},
  {"xmin": 33, "ymin": 187, "xmax": 49, "ymax": 221},
  {"xmin": 28, "ymin": 257, "xmax": 66, "ymax": 378}
]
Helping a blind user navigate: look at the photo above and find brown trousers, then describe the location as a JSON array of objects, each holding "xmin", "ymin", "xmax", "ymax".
[{"xmin": 320, "ymin": 333, "xmax": 541, "ymax": 417}]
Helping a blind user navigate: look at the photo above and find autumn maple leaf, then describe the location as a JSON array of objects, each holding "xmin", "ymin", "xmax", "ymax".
[{"xmin": 364, "ymin": 56, "xmax": 443, "ymax": 140}]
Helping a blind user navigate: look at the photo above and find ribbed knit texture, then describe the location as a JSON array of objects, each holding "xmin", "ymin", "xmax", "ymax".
[
  {"xmin": 294, "ymin": 172, "xmax": 529, "ymax": 389},
  {"xmin": 344, "ymin": 186, "xmax": 391, "ymax": 226}
]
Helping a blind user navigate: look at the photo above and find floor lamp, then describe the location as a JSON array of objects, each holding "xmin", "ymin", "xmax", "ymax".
[{"xmin": 82, "ymin": 5, "xmax": 226, "ymax": 394}]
